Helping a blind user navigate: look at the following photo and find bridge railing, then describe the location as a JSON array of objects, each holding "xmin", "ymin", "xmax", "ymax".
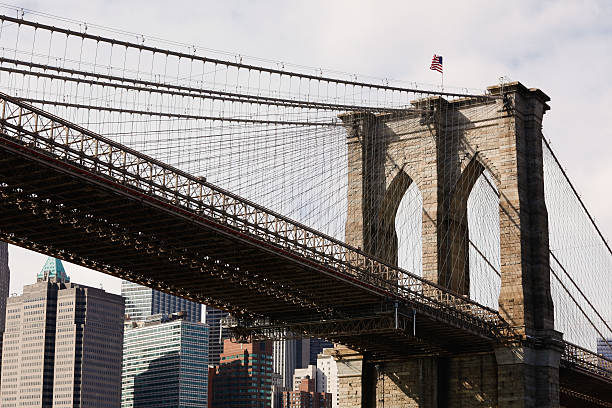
[
  {"xmin": 562, "ymin": 341, "xmax": 612, "ymax": 380},
  {"xmin": 0, "ymin": 93, "xmax": 511, "ymax": 338}
]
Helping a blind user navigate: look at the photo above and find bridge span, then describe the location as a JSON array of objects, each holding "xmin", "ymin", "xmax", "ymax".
[{"xmin": 0, "ymin": 90, "xmax": 610, "ymax": 406}]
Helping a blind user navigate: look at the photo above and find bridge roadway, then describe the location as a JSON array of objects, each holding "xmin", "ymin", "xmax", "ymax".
[{"xmin": 0, "ymin": 94, "xmax": 610, "ymax": 404}]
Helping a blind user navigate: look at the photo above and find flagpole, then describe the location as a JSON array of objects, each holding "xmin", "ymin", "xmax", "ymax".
[
  {"xmin": 430, "ymin": 54, "xmax": 444, "ymax": 91},
  {"xmin": 441, "ymin": 55, "xmax": 444, "ymax": 91}
]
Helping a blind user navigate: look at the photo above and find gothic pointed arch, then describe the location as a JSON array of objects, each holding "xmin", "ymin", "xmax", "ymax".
[
  {"xmin": 438, "ymin": 156, "xmax": 486, "ymax": 295},
  {"xmin": 374, "ymin": 169, "xmax": 413, "ymax": 266},
  {"xmin": 467, "ymin": 166, "xmax": 502, "ymax": 309}
]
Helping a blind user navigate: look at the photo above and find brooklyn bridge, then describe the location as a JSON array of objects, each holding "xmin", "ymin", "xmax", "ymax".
[{"xmin": 0, "ymin": 12, "xmax": 610, "ymax": 407}]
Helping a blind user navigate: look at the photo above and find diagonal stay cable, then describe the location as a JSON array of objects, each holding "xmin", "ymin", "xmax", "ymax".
[
  {"xmin": 550, "ymin": 250, "xmax": 612, "ymax": 352},
  {"xmin": 543, "ymin": 136, "xmax": 612, "ymax": 259}
]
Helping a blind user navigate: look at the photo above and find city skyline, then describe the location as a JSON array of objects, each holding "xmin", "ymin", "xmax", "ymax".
[{"xmin": 0, "ymin": 256, "xmax": 340, "ymax": 406}]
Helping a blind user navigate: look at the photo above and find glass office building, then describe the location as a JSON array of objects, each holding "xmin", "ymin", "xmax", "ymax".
[
  {"xmin": 121, "ymin": 280, "xmax": 201, "ymax": 323},
  {"xmin": 212, "ymin": 339, "xmax": 273, "ymax": 408},
  {"xmin": 122, "ymin": 314, "xmax": 208, "ymax": 407},
  {"xmin": 205, "ymin": 306, "xmax": 230, "ymax": 366}
]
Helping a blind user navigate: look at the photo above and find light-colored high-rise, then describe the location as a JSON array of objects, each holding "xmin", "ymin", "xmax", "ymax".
[
  {"xmin": 122, "ymin": 314, "xmax": 208, "ymax": 407},
  {"xmin": 272, "ymin": 337, "xmax": 333, "ymax": 393},
  {"xmin": 0, "ymin": 257, "xmax": 124, "ymax": 408},
  {"xmin": 121, "ymin": 280, "xmax": 201, "ymax": 323},
  {"xmin": 0, "ymin": 242, "xmax": 9, "ymax": 374},
  {"xmin": 292, "ymin": 365, "xmax": 317, "ymax": 391},
  {"xmin": 316, "ymin": 353, "xmax": 338, "ymax": 408}
]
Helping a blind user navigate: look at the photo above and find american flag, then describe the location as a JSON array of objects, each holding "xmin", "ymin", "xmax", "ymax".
[{"xmin": 430, "ymin": 54, "xmax": 443, "ymax": 73}]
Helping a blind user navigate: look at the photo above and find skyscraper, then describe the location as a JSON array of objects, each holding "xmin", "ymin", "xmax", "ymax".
[
  {"xmin": 1, "ymin": 257, "xmax": 124, "ymax": 408},
  {"xmin": 122, "ymin": 313, "xmax": 209, "ymax": 407},
  {"xmin": 121, "ymin": 280, "xmax": 201, "ymax": 323},
  {"xmin": 272, "ymin": 337, "xmax": 333, "ymax": 392},
  {"xmin": 274, "ymin": 338, "xmax": 301, "ymax": 390},
  {"xmin": 0, "ymin": 242, "xmax": 9, "ymax": 376},
  {"xmin": 316, "ymin": 352, "xmax": 339, "ymax": 408},
  {"xmin": 212, "ymin": 339, "xmax": 273, "ymax": 408},
  {"xmin": 305, "ymin": 338, "xmax": 333, "ymax": 366},
  {"xmin": 205, "ymin": 306, "xmax": 231, "ymax": 366}
]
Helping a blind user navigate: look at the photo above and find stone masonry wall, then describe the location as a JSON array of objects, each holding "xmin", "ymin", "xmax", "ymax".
[{"xmin": 333, "ymin": 347, "xmax": 500, "ymax": 408}]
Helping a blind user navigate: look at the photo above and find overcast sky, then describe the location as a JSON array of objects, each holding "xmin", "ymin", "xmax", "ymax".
[{"xmin": 5, "ymin": 0, "xmax": 611, "ymax": 296}]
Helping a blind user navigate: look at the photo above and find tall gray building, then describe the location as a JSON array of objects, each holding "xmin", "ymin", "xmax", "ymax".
[
  {"xmin": 273, "ymin": 338, "xmax": 304, "ymax": 391},
  {"xmin": 121, "ymin": 280, "xmax": 201, "ymax": 323},
  {"xmin": 304, "ymin": 338, "xmax": 334, "ymax": 366},
  {"xmin": 0, "ymin": 257, "xmax": 124, "ymax": 408},
  {"xmin": 204, "ymin": 306, "xmax": 230, "ymax": 366},
  {"xmin": 0, "ymin": 242, "xmax": 9, "ymax": 374}
]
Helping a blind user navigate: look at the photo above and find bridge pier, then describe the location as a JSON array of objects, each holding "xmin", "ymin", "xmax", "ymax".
[
  {"xmin": 333, "ymin": 346, "xmax": 502, "ymax": 407},
  {"xmin": 338, "ymin": 82, "xmax": 564, "ymax": 407},
  {"xmin": 333, "ymin": 346, "xmax": 366, "ymax": 407},
  {"xmin": 333, "ymin": 346, "xmax": 440, "ymax": 408},
  {"xmin": 333, "ymin": 341, "xmax": 563, "ymax": 408},
  {"xmin": 495, "ymin": 334, "xmax": 563, "ymax": 408}
]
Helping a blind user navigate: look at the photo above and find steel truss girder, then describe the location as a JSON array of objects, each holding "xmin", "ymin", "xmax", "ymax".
[
  {"xmin": 227, "ymin": 313, "xmax": 412, "ymax": 341},
  {"xmin": 562, "ymin": 341, "xmax": 612, "ymax": 381},
  {"xmin": 0, "ymin": 135, "xmax": 507, "ymax": 342},
  {"xmin": 226, "ymin": 313, "xmax": 445, "ymax": 358},
  {"xmin": 0, "ymin": 186, "xmax": 335, "ymax": 319}
]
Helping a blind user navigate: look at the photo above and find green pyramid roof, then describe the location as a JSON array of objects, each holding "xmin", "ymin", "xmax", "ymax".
[{"xmin": 37, "ymin": 257, "xmax": 70, "ymax": 283}]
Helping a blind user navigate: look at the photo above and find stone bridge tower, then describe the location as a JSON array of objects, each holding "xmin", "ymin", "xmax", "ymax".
[{"xmin": 335, "ymin": 82, "xmax": 562, "ymax": 407}]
